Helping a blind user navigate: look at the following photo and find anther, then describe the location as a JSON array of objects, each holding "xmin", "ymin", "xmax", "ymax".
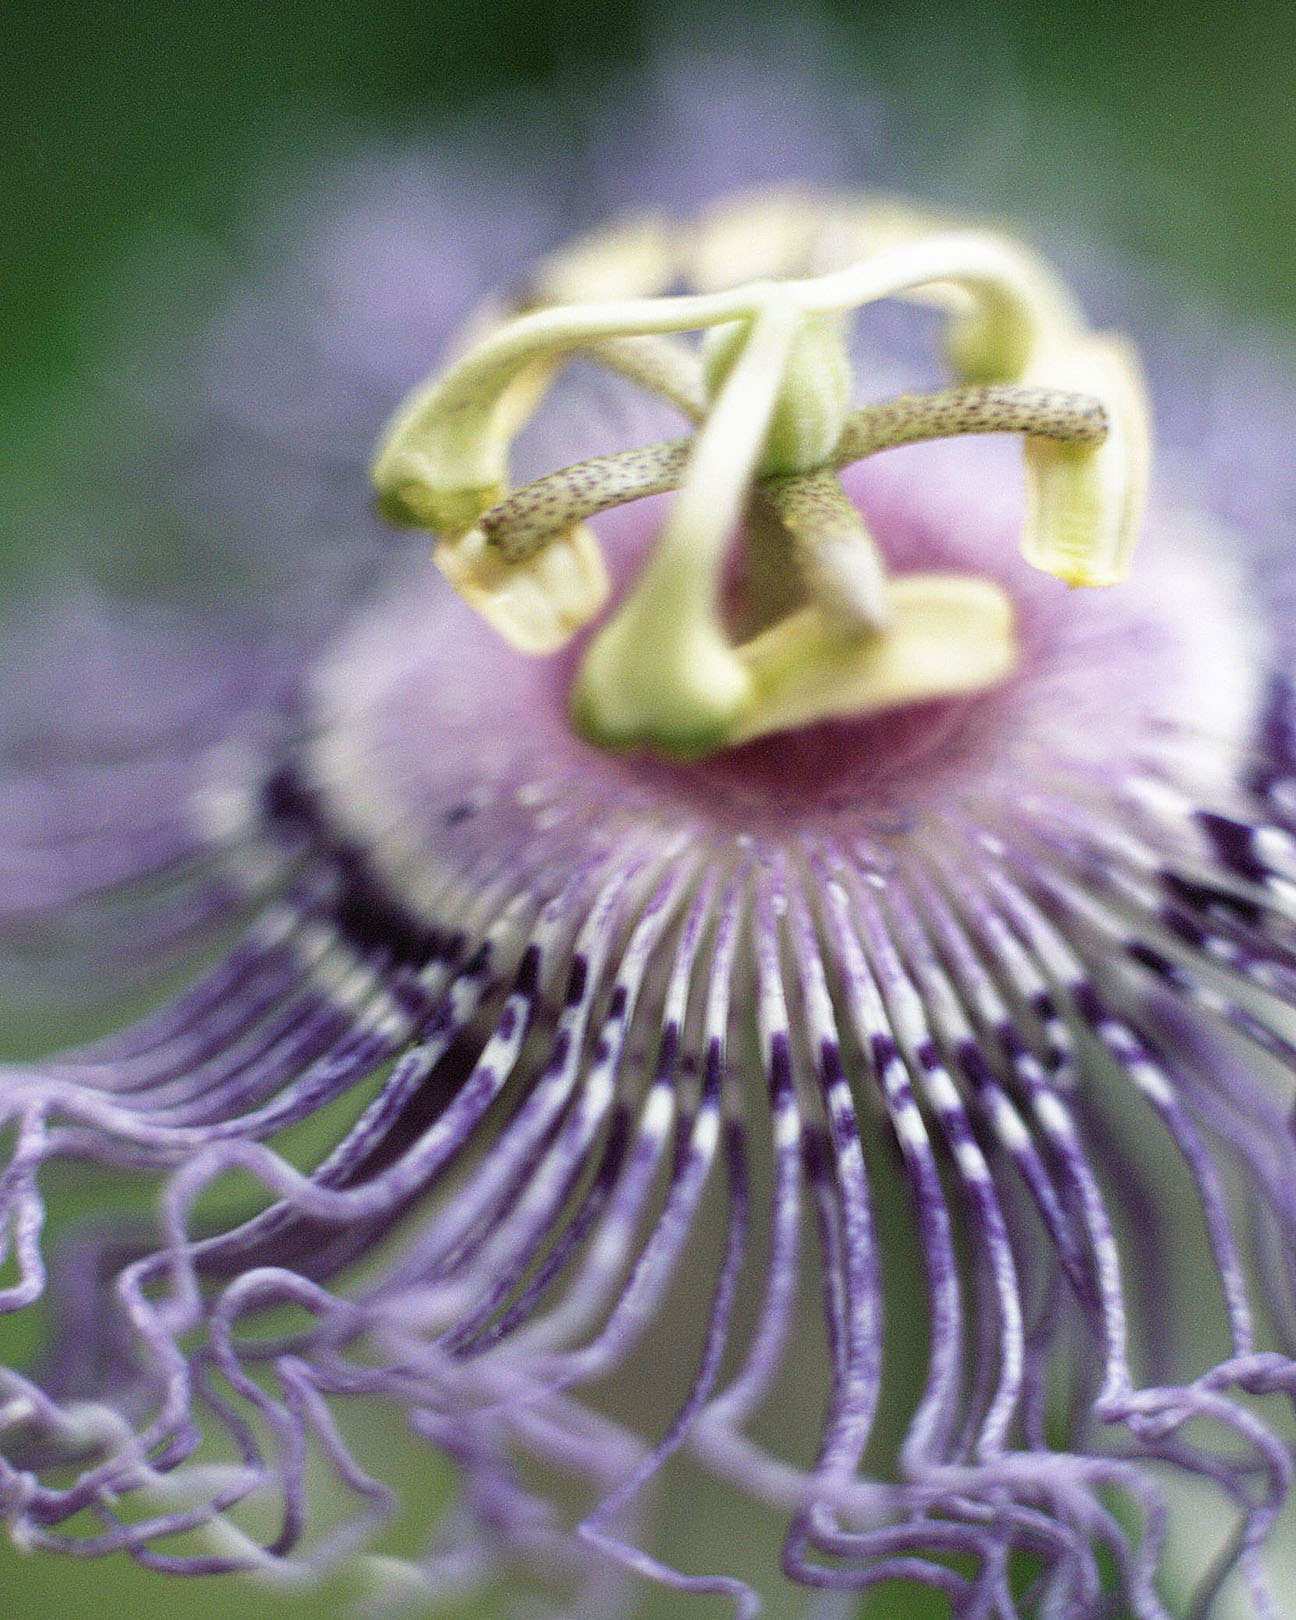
[
  {"xmin": 476, "ymin": 384, "xmax": 1108, "ymax": 571},
  {"xmin": 760, "ymin": 470, "xmax": 890, "ymax": 632}
]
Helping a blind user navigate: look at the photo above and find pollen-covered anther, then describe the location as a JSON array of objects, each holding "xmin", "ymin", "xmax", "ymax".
[
  {"xmin": 371, "ymin": 191, "xmax": 1150, "ymax": 756},
  {"xmin": 761, "ymin": 468, "xmax": 891, "ymax": 631},
  {"xmin": 1020, "ymin": 333, "xmax": 1150, "ymax": 587},
  {"xmin": 433, "ymin": 522, "xmax": 610, "ymax": 655}
]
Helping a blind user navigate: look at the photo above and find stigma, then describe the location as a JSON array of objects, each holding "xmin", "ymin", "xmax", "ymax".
[{"xmin": 371, "ymin": 193, "xmax": 1151, "ymax": 759}]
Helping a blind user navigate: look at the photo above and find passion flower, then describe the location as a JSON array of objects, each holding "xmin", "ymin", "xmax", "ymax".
[{"xmin": 3, "ymin": 109, "xmax": 1296, "ymax": 1620}]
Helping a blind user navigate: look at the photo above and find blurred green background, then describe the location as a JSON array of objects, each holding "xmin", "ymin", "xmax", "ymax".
[
  {"xmin": 4, "ymin": 0, "xmax": 1296, "ymax": 1614},
  {"xmin": 8, "ymin": 0, "xmax": 1296, "ymax": 433}
]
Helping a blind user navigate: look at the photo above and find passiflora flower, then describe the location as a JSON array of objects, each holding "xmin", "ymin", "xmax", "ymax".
[{"xmin": 5, "ymin": 62, "xmax": 1296, "ymax": 1620}]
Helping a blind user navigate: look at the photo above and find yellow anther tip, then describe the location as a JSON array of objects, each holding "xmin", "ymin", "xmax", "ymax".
[
  {"xmin": 434, "ymin": 524, "xmax": 609, "ymax": 656},
  {"xmin": 731, "ymin": 574, "xmax": 1017, "ymax": 745},
  {"xmin": 1020, "ymin": 332, "xmax": 1149, "ymax": 590}
]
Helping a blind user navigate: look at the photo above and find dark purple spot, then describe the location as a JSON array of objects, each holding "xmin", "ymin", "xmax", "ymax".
[
  {"xmin": 724, "ymin": 1116, "xmax": 745, "ymax": 1156},
  {"xmin": 801, "ymin": 1123, "xmax": 830, "ymax": 1178},
  {"xmin": 768, "ymin": 1031, "xmax": 794, "ymax": 1100},
  {"xmin": 1159, "ymin": 906, "xmax": 1208, "ymax": 951},
  {"xmin": 1163, "ymin": 870, "xmax": 1263, "ymax": 927},
  {"xmin": 1127, "ymin": 941, "xmax": 1177, "ymax": 982},
  {"xmin": 956, "ymin": 1039, "xmax": 997, "ymax": 1089},
  {"xmin": 1070, "ymin": 982, "xmax": 1105, "ymax": 1026},
  {"xmin": 702, "ymin": 1035, "xmax": 723, "ymax": 1099},
  {"xmin": 818, "ymin": 1039, "xmax": 844, "ymax": 1087},
  {"xmin": 260, "ymin": 763, "xmax": 321, "ymax": 833},
  {"xmin": 392, "ymin": 977, "xmax": 431, "ymax": 1022},
  {"xmin": 605, "ymin": 1104, "xmax": 633, "ymax": 1162},
  {"xmin": 656, "ymin": 1021, "xmax": 681, "ymax": 1082},
  {"xmin": 995, "ymin": 1023, "xmax": 1028, "ymax": 1064},
  {"xmin": 564, "ymin": 956, "xmax": 589, "ymax": 1007},
  {"xmin": 1197, "ymin": 810, "xmax": 1267, "ymax": 884},
  {"xmin": 870, "ymin": 1033, "xmax": 900, "ymax": 1075},
  {"xmin": 332, "ymin": 847, "xmax": 437, "ymax": 966}
]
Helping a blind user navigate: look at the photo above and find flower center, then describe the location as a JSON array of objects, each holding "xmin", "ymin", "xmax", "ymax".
[{"xmin": 370, "ymin": 193, "xmax": 1150, "ymax": 760}]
